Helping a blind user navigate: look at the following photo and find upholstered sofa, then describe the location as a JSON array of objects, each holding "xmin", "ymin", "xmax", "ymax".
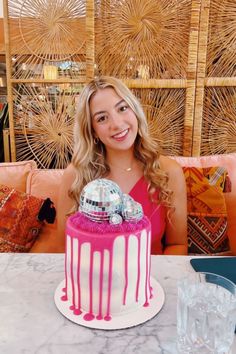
[{"xmin": 0, "ymin": 153, "xmax": 236, "ymax": 255}]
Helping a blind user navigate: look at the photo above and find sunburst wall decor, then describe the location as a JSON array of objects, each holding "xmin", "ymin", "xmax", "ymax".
[
  {"xmin": 132, "ymin": 88, "xmax": 185, "ymax": 155},
  {"xmin": 8, "ymin": 0, "xmax": 86, "ymax": 80},
  {"xmin": 13, "ymin": 83, "xmax": 78, "ymax": 168},
  {"xmin": 206, "ymin": 0, "xmax": 236, "ymax": 77},
  {"xmin": 95, "ymin": 0, "xmax": 192, "ymax": 79},
  {"xmin": 201, "ymin": 87, "xmax": 236, "ymax": 155}
]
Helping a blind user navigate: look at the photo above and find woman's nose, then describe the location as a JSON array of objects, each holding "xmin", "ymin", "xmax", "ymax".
[{"xmin": 109, "ymin": 112, "xmax": 121, "ymax": 129}]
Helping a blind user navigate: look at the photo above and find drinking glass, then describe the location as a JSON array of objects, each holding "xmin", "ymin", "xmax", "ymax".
[{"xmin": 177, "ymin": 272, "xmax": 236, "ymax": 354}]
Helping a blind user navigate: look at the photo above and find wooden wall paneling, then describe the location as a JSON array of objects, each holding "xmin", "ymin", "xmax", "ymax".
[
  {"xmin": 0, "ymin": 19, "xmax": 5, "ymax": 53},
  {"xmin": 201, "ymin": 0, "xmax": 236, "ymax": 155},
  {"xmin": 183, "ymin": 0, "xmax": 202, "ymax": 156},
  {"xmin": 193, "ymin": 0, "xmax": 236, "ymax": 156},
  {"xmin": 3, "ymin": 0, "xmax": 16, "ymax": 160},
  {"xmin": 86, "ymin": 0, "xmax": 95, "ymax": 81},
  {"xmin": 192, "ymin": 0, "xmax": 211, "ymax": 156}
]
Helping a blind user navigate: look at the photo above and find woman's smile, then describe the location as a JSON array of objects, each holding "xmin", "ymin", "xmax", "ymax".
[{"xmin": 112, "ymin": 128, "xmax": 129, "ymax": 141}]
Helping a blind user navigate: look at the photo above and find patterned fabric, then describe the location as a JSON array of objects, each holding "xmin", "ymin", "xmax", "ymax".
[
  {"xmin": 183, "ymin": 166, "xmax": 230, "ymax": 254},
  {"xmin": 0, "ymin": 184, "xmax": 44, "ymax": 252}
]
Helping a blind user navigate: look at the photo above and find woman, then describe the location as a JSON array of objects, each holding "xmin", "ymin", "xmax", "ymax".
[{"xmin": 57, "ymin": 76, "xmax": 187, "ymax": 254}]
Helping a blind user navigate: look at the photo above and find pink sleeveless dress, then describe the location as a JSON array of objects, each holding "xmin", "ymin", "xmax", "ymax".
[{"xmin": 129, "ymin": 176, "xmax": 166, "ymax": 255}]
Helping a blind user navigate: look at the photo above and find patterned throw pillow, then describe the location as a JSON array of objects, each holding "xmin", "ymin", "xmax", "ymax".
[
  {"xmin": 183, "ymin": 166, "xmax": 231, "ymax": 255},
  {"xmin": 0, "ymin": 184, "xmax": 56, "ymax": 252}
]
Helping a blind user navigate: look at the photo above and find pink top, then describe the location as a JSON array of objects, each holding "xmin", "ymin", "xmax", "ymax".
[{"xmin": 129, "ymin": 176, "xmax": 166, "ymax": 254}]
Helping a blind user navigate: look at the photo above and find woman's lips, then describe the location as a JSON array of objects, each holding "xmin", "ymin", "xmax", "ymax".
[{"xmin": 112, "ymin": 129, "xmax": 129, "ymax": 141}]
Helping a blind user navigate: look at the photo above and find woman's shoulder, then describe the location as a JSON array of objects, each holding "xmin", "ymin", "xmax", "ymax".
[{"xmin": 159, "ymin": 155, "xmax": 183, "ymax": 175}]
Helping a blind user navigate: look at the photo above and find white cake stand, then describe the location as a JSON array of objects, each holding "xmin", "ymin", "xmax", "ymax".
[{"xmin": 54, "ymin": 277, "xmax": 165, "ymax": 330}]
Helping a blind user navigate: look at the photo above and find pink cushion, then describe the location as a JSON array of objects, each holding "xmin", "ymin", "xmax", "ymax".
[
  {"xmin": 0, "ymin": 160, "xmax": 37, "ymax": 192},
  {"xmin": 26, "ymin": 169, "xmax": 64, "ymax": 209},
  {"xmin": 26, "ymin": 169, "xmax": 64, "ymax": 253},
  {"xmin": 172, "ymin": 153, "xmax": 236, "ymax": 255}
]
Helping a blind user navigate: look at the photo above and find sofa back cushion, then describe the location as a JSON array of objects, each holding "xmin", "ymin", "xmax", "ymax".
[
  {"xmin": 26, "ymin": 169, "xmax": 64, "ymax": 253},
  {"xmin": 0, "ymin": 160, "xmax": 37, "ymax": 192},
  {"xmin": 172, "ymin": 153, "xmax": 236, "ymax": 255},
  {"xmin": 26, "ymin": 169, "xmax": 64, "ymax": 209}
]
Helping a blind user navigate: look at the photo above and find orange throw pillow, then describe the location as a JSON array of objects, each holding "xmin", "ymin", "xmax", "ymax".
[
  {"xmin": 183, "ymin": 166, "xmax": 230, "ymax": 255},
  {"xmin": 0, "ymin": 184, "xmax": 55, "ymax": 252}
]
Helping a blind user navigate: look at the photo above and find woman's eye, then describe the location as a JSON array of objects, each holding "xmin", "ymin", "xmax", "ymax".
[
  {"xmin": 119, "ymin": 105, "xmax": 128, "ymax": 112},
  {"xmin": 97, "ymin": 115, "xmax": 106, "ymax": 123}
]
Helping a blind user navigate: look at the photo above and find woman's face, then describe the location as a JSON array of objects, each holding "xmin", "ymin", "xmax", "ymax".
[{"xmin": 90, "ymin": 87, "xmax": 138, "ymax": 154}]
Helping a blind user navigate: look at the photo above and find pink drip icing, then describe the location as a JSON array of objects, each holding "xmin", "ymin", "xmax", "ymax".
[
  {"xmin": 144, "ymin": 230, "xmax": 150, "ymax": 307},
  {"xmin": 88, "ymin": 247, "xmax": 94, "ymax": 316},
  {"xmin": 63, "ymin": 238, "xmax": 68, "ymax": 300},
  {"xmin": 123, "ymin": 235, "xmax": 129, "ymax": 305},
  {"xmin": 148, "ymin": 232, "xmax": 152, "ymax": 296},
  {"xmin": 77, "ymin": 242, "xmax": 82, "ymax": 313},
  {"xmin": 70, "ymin": 237, "xmax": 76, "ymax": 311},
  {"xmin": 73, "ymin": 309, "xmax": 82, "ymax": 315},
  {"xmin": 97, "ymin": 251, "xmax": 104, "ymax": 319},
  {"xmin": 61, "ymin": 295, "xmax": 68, "ymax": 301},
  {"xmin": 67, "ymin": 225, "xmax": 116, "ymax": 321},
  {"xmin": 135, "ymin": 233, "xmax": 141, "ymax": 302},
  {"xmin": 84, "ymin": 313, "xmax": 95, "ymax": 321},
  {"xmin": 105, "ymin": 246, "xmax": 113, "ymax": 320}
]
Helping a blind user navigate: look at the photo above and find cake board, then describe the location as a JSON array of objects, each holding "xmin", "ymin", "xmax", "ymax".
[{"xmin": 54, "ymin": 277, "xmax": 165, "ymax": 330}]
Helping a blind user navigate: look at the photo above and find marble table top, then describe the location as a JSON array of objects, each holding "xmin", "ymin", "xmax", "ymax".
[{"xmin": 0, "ymin": 254, "xmax": 235, "ymax": 354}]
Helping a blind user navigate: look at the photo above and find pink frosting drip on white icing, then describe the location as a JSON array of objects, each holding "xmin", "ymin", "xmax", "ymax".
[{"xmin": 61, "ymin": 214, "xmax": 151, "ymax": 321}]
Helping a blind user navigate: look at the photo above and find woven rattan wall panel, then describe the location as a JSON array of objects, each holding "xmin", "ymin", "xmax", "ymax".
[
  {"xmin": 13, "ymin": 83, "xmax": 76, "ymax": 168},
  {"xmin": 201, "ymin": 87, "xmax": 236, "ymax": 155},
  {"xmin": 94, "ymin": 0, "xmax": 200, "ymax": 157},
  {"xmin": 5, "ymin": 0, "xmax": 236, "ymax": 165},
  {"xmin": 95, "ymin": 0, "xmax": 191, "ymax": 79},
  {"xmin": 206, "ymin": 0, "xmax": 236, "ymax": 77},
  {"xmin": 3, "ymin": 0, "xmax": 91, "ymax": 168},
  {"xmin": 193, "ymin": 0, "xmax": 236, "ymax": 155},
  {"xmin": 131, "ymin": 88, "xmax": 186, "ymax": 156}
]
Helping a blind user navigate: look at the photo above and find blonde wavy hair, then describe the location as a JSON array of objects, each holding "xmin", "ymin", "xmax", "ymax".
[{"xmin": 70, "ymin": 76, "xmax": 172, "ymax": 211}]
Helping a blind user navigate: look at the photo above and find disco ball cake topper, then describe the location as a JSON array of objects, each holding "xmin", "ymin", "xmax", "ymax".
[{"xmin": 79, "ymin": 179, "xmax": 143, "ymax": 224}]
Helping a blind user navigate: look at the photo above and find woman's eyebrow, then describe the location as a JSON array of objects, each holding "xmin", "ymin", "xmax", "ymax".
[
  {"xmin": 92, "ymin": 110, "xmax": 106, "ymax": 119},
  {"xmin": 115, "ymin": 99, "xmax": 125, "ymax": 107}
]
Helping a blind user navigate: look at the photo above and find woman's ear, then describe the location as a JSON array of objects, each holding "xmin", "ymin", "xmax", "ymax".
[{"xmin": 93, "ymin": 136, "xmax": 99, "ymax": 145}]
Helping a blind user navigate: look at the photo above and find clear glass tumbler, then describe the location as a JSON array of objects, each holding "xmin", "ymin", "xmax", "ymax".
[{"xmin": 177, "ymin": 272, "xmax": 236, "ymax": 354}]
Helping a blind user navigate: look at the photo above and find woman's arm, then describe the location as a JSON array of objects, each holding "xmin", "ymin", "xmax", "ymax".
[{"xmin": 159, "ymin": 156, "xmax": 188, "ymax": 255}]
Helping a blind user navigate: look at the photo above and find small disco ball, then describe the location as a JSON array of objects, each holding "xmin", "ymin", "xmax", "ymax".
[
  {"xmin": 122, "ymin": 194, "xmax": 143, "ymax": 222},
  {"xmin": 79, "ymin": 179, "xmax": 123, "ymax": 222}
]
